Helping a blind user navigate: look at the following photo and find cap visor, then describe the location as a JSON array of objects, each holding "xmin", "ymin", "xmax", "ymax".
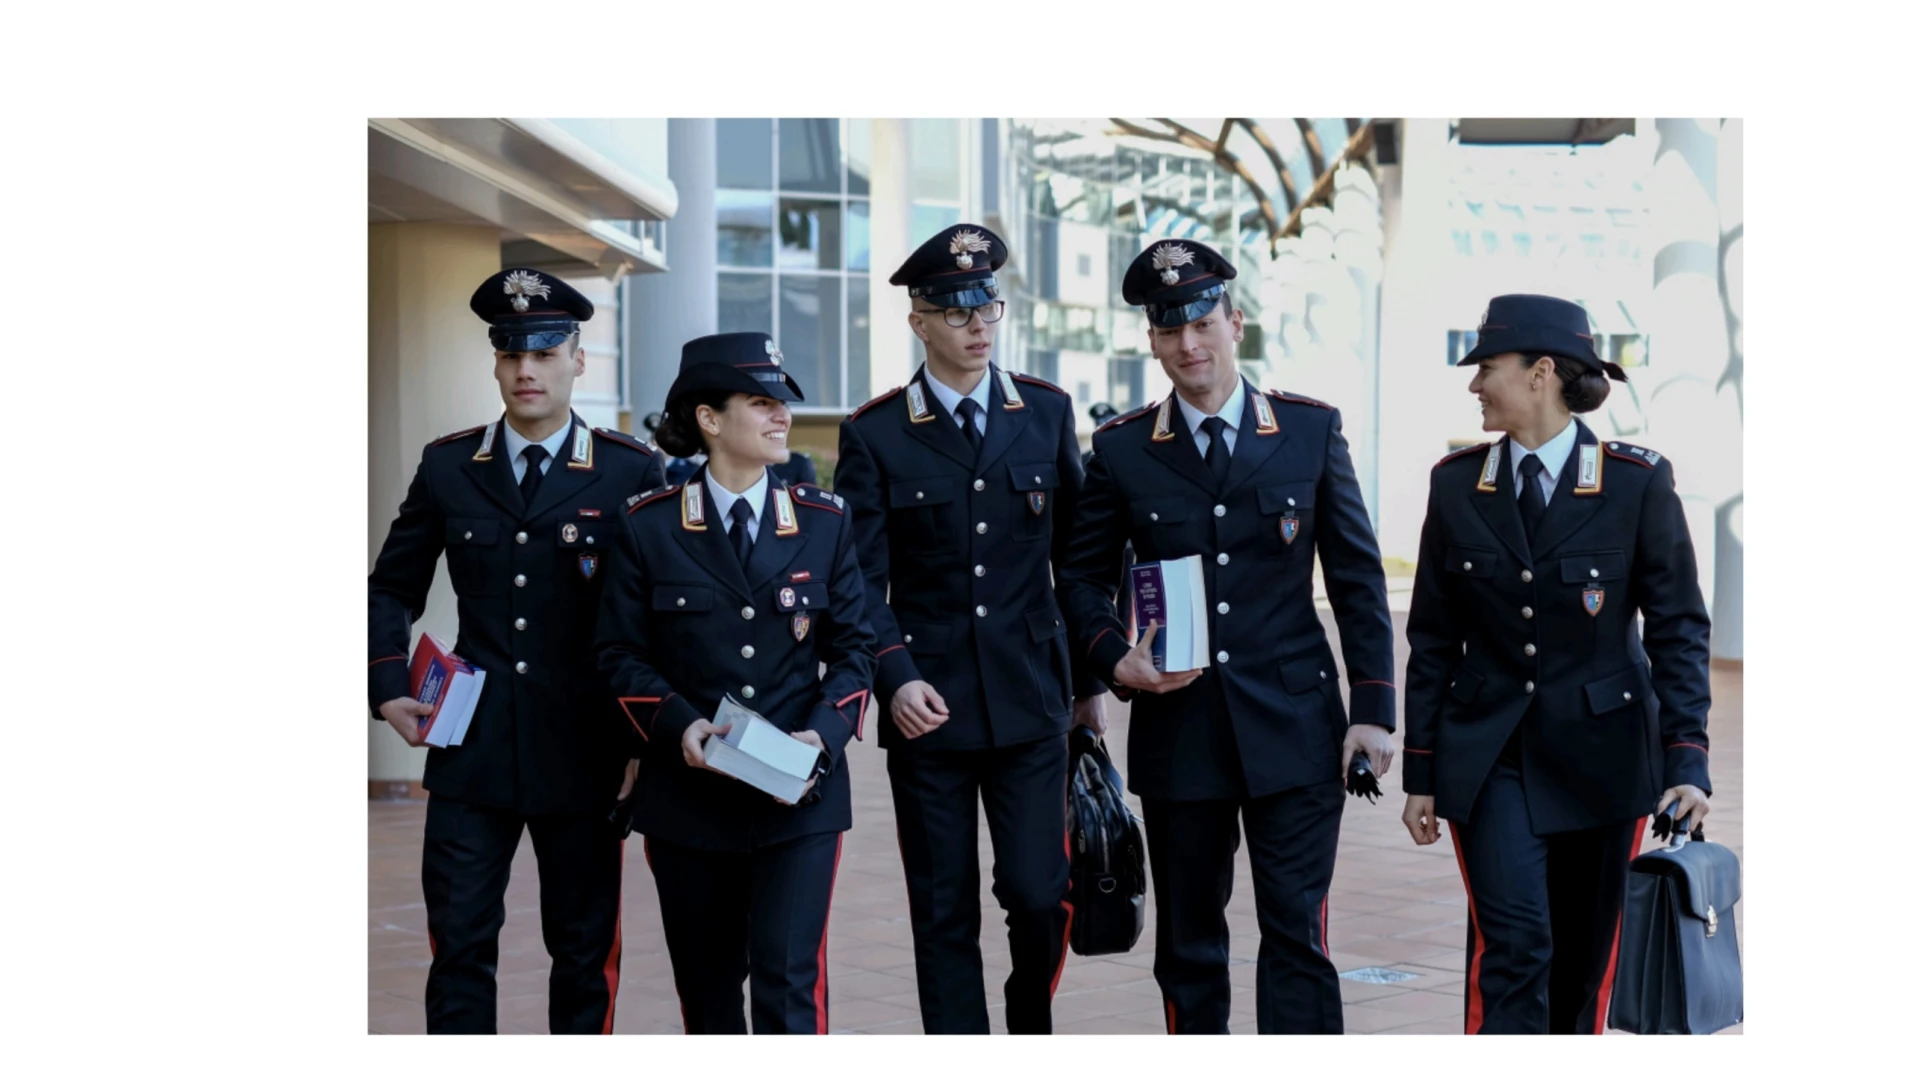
[
  {"xmin": 1145, "ymin": 293, "xmax": 1225, "ymax": 329},
  {"xmin": 490, "ymin": 329, "xmax": 575, "ymax": 351},
  {"xmin": 916, "ymin": 285, "xmax": 998, "ymax": 309}
]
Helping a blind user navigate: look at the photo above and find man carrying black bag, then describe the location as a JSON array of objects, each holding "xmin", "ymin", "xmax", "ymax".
[{"xmin": 1066, "ymin": 728, "xmax": 1146, "ymax": 957}]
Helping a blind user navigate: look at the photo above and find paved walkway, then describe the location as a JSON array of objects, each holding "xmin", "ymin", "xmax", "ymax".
[{"xmin": 369, "ymin": 612, "xmax": 1742, "ymax": 1034}]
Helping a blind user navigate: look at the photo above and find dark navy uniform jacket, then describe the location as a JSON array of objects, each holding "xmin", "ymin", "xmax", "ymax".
[
  {"xmin": 593, "ymin": 468, "xmax": 876, "ymax": 853},
  {"xmin": 1058, "ymin": 382, "xmax": 1398, "ymax": 802},
  {"xmin": 835, "ymin": 364, "xmax": 1101, "ymax": 752},
  {"xmin": 368, "ymin": 414, "xmax": 666, "ymax": 816},
  {"xmin": 1402, "ymin": 420, "xmax": 1712, "ymax": 833}
]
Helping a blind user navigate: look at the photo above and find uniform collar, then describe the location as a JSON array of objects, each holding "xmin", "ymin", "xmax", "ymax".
[
  {"xmin": 706, "ymin": 466, "xmax": 770, "ymax": 527},
  {"xmin": 500, "ymin": 415, "xmax": 573, "ymax": 467},
  {"xmin": 1509, "ymin": 416, "xmax": 1579, "ymax": 488},
  {"xmin": 1173, "ymin": 378, "xmax": 1248, "ymax": 438},
  {"xmin": 924, "ymin": 367, "xmax": 992, "ymax": 425}
]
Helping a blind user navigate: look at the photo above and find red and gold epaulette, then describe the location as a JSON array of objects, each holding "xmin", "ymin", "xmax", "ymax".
[
  {"xmin": 1602, "ymin": 441, "xmax": 1663, "ymax": 469},
  {"xmin": 1097, "ymin": 401, "xmax": 1157, "ymax": 434},
  {"xmin": 1434, "ymin": 442, "xmax": 1492, "ymax": 469},
  {"xmin": 429, "ymin": 424, "xmax": 487, "ymax": 447},
  {"xmin": 849, "ymin": 386, "xmax": 904, "ymax": 420},
  {"xmin": 1266, "ymin": 389, "xmax": 1336, "ymax": 411},
  {"xmin": 625, "ymin": 486, "xmax": 681, "ymax": 513}
]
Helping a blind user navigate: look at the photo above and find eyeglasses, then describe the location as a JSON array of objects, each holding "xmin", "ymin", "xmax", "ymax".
[{"xmin": 915, "ymin": 301, "xmax": 1006, "ymax": 328}]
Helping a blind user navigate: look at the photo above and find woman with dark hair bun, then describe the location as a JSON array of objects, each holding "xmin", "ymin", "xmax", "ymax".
[
  {"xmin": 594, "ymin": 331, "xmax": 875, "ymax": 1034},
  {"xmin": 1398, "ymin": 294, "xmax": 1713, "ymax": 1034}
]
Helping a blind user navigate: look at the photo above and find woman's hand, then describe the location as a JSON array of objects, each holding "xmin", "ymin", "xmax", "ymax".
[
  {"xmin": 1402, "ymin": 795, "xmax": 1441, "ymax": 846},
  {"xmin": 1658, "ymin": 784, "xmax": 1710, "ymax": 831},
  {"xmin": 773, "ymin": 729, "xmax": 829, "ymax": 806},
  {"xmin": 681, "ymin": 720, "xmax": 731, "ymax": 771}
]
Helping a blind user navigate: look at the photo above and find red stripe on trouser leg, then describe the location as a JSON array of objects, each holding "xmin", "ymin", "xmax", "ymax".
[
  {"xmin": 814, "ymin": 834, "xmax": 845, "ymax": 1034},
  {"xmin": 1450, "ymin": 827, "xmax": 1488, "ymax": 1035},
  {"xmin": 1591, "ymin": 817, "xmax": 1647, "ymax": 1034},
  {"xmin": 1050, "ymin": 826, "xmax": 1074, "ymax": 997},
  {"xmin": 1166, "ymin": 1001, "xmax": 1176, "ymax": 1034},
  {"xmin": 600, "ymin": 839, "xmax": 625, "ymax": 1035},
  {"xmin": 427, "ymin": 931, "xmax": 437, "ymax": 958},
  {"xmin": 1320, "ymin": 893, "xmax": 1330, "ymax": 956}
]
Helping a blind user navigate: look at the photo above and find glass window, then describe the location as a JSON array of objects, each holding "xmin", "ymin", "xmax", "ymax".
[
  {"xmin": 779, "ymin": 275, "xmax": 842, "ymax": 407},
  {"xmin": 717, "ymin": 191, "xmax": 774, "ymax": 267},
  {"xmin": 777, "ymin": 198, "xmax": 842, "ymax": 271},
  {"xmin": 846, "ymin": 119, "xmax": 872, "ymax": 197},
  {"xmin": 780, "ymin": 118, "xmax": 841, "ymax": 193},
  {"xmin": 911, "ymin": 119, "xmax": 961, "ymax": 202},
  {"xmin": 910, "ymin": 202, "xmax": 960, "ymax": 244},
  {"xmin": 717, "ymin": 119, "xmax": 772, "ymax": 189},
  {"xmin": 845, "ymin": 200, "xmax": 871, "ymax": 271},
  {"xmin": 847, "ymin": 277, "xmax": 870, "ymax": 404},
  {"xmin": 718, "ymin": 272, "xmax": 774, "ymax": 335}
]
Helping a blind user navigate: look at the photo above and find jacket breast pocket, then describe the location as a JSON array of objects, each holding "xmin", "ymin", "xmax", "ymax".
[
  {"xmin": 1444, "ymin": 545, "xmax": 1500, "ymax": 580},
  {"xmin": 1560, "ymin": 550, "xmax": 1626, "ymax": 584},
  {"xmin": 1257, "ymin": 481, "xmax": 1317, "ymax": 553},
  {"xmin": 652, "ymin": 583, "xmax": 714, "ymax": 613},
  {"xmin": 774, "ymin": 581, "xmax": 829, "ymax": 612},
  {"xmin": 889, "ymin": 477, "xmax": 959, "ymax": 551},
  {"xmin": 1130, "ymin": 497, "xmax": 1191, "ymax": 557},
  {"xmin": 1582, "ymin": 666, "xmax": 1648, "ymax": 716},
  {"xmin": 556, "ymin": 520, "xmax": 611, "ymax": 585},
  {"xmin": 1008, "ymin": 462, "xmax": 1060, "ymax": 542},
  {"xmin": 444, "ymin": 517, "xmax": 503, "ymax": 596}
]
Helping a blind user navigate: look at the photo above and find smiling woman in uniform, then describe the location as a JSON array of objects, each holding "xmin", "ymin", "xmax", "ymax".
[
  {"xmin": 594, "ymin": 331, "xmax": 875, "ymax": 1035},
  {"xmin": 1399, "ymin": 294, "xmax": 1714, "ymax": 1035}
]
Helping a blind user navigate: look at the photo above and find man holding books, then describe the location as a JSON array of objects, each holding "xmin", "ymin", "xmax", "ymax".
[
  {"xmin": 835, "ymin": 223, "xmax": 1103, "ymax": 1034},
  {"xmin": 367, "ymin": 268, "xmax": 665, "ymax": 1034},
  {"xmin": 1057, "ymin": 239, "xmax": 1397, "ymax": 1034}
]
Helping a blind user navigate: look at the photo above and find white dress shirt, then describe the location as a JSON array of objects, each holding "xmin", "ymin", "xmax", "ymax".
[
  {"xmin": 1509, "ymin": 418, "xmax": 1578, "ymax": 506},
  {"xmin": 1175, "ymin": 379, "xmax": 1249, "ymax": 459},
  {"xmin": 707, "ymin": 468, "xmax": 770, "ymax": 544},
  {"xmin": 925, "ymin": 370, "xmax": 992, "ymax": 439},
  {"xmin": 501, "ymin": 419, "xmax": 572, "ymax": 483}
]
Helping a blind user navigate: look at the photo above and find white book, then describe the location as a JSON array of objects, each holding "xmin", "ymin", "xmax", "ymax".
[
  {"xmin": 443, "ymin": 670, "xmax": 485, "ymax": 747},
  {"xmin": 704, "ymin": 696, "xmax": 822, "ymax": 804},
  {"xmin": 1129, "ymin": 554, "xmax": 1211, "ymax": 673}
]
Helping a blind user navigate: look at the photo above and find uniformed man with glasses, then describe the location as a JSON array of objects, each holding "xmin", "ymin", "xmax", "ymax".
[{"xmin": 835, "ymin": 223, "xmax": 1104, "ymax": 1034}]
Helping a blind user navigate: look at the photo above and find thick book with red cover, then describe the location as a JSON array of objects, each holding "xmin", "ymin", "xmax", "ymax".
[{"xmin": 408, "ymin": 634, "xmax": 486, "ymax": 748}]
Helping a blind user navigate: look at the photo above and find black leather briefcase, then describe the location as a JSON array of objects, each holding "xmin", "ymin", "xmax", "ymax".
[
  {"xmin": 1067, "ymin": 728, "xmax": 1147, "ymax": 956},
  {"xmin": 1608, "ymin": 824, "xmax": 1743, "ymax": 1034}
]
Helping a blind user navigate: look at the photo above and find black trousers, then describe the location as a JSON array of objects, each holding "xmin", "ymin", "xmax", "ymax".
[
  {"xmin": 644, "ymin": 831, "xmax": 842, "ymax": 1035},
  {"xmin": 420, "ymin": 795, "xmax": 625, "ymax": 1034},
  {"xmin": 1447, "ymin": 758, "xmax": 1647, "ymax": 1034},
  {"xmin": 1143, "ymin": 780, "xmax": 1344, "ymax": 1034},
  {"xmin": 887, "ymin": 734, "xmax": 1072, "ymax": 1034}
]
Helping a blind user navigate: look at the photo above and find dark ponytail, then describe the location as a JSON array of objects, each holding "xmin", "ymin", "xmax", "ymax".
[
  {"xmin": 1525, "ymin": 354, "xmax": 1612, "ymax": 414},
  {"xmin": 655, "ymin": 389, "xmax": 734, "ymax": 457}
]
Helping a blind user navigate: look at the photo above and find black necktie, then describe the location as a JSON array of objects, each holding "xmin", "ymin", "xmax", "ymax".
[
  {"xmin": 1200, "ymin": 416, "xmax": 1230, "ymax": 488},
  {"xmin": 519, "ymin": 445, "xmax": 549, "ymax": 507},
  {"xmin": 728, "ymin": 500, "xmax": 755, "ymax": 567},
  {"xmin": 1518, "ymin": 454, "xmax": 1547, "ymax": 543},
  {"xmin": 956, "ymin": 398, "xmax": 983, "ymax": 457}
]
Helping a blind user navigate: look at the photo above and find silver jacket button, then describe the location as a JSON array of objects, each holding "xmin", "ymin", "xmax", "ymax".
[
  {"xmin": 1591, "ymin": 568, "xmax": 1600, "ymax": 578},
  {"xmin": 975, "ymin": 605, "xmax": 987, "ymax": 617},
  {"xmin": 676, "ymin": 597, "xmax": 687, "ymax": 607},
  {"xmin": 1524, "ymin": 644, "xmax": 1536, "ymax": 657},
  {"xmin": 974, "ymin": 565, "xmax": 985, "ymax": 577},
  {"xmin": 742, "ymin": 606, "xmax": 755, "ymax": 619},
  {"xmin": 1149, "ymin": 512, "xmax": 1159, "ymax": 521},
  {"xmin": 1217, "ymin": 553, "xmax": 1229, "ymax": 565},
  {"xmin": 1521, "ymin": 606, "xmax": 1533, "ymax": 619},
  {"xmin": 1213, "ymin": 504, "xmax": 1226, "ymax": 517},
  {"xmin": 514, "ymin": 574, "xmax": 527, "ymax": 588},
  {"xmin": 463, "ymin": 530, "xmax": 473, "ymax": 540},
  {"xmin": 1287, "ymin": 497, "xmax": 1296, "ymax": 507},
  {"xmin": 916, "ymin": 491, "xmax": 925, "ymax": 500},
  {"xmin": 514, "ymin": 618, "xmax": 527, "ymax": 631},
  {"xmin": 515, "ymin": 661, "xmax": 528, "ymax": 674},
  {"xmin": 1463, "ymin": 561, "xmax": 1473, "ymax": 571},
  {"xmin": 976, "ymin": 522, "xmax": 988, "ymax": 534},
  {"xmin": 1216, "ymin": 651, "xmax": 1230, "ymax": 663},
  {"xmin": 903, "ymin": 634, "xmax": 913, "ymax": 644},
  {"xmin": 973, "ymin": 479, "xmax": 985, "ymax": 491},
  {"xmin": 516, "ymin": 531, "xmax": 528, "ymax": 544},
  {"xmin": 741, "ymin": 645, "xmax": 755, "ymax": 659},
  {"xmin": 742, "ymin": 686, "xmax": 755, "ymax": 699},
  {"xmin": 586, "ymin": 536, "xmax": 594, "ymax": 545},
  {"xmin": 1217, "ymin": 602, "xmax": 1230, "ymax": 614},
  {"xmin": 1521, "ymin": 569, "xmax": 1534, "ymax": 583},
  {"xmin": 1525, "ymin": 680, "xmax": 1535, "ymax": 693},
  {"xmin": 1624, "ymin": 691, "xmax": 1633, "ymax": 702}
]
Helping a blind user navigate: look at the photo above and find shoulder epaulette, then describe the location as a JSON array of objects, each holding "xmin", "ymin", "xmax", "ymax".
[
  {"xmin": 1602, "ymin": 441, "xmax": 1663, "ymax": 469},
  {"xmin": 1266, "ymin": 389, "xmax": 1336, "ymax": 412},
  {"xmin": 429, "ymin": 424, "xmax": 487, "ymax": 447},
  {"xmin": 594, "ymin": 426, "xmax": 655, "ymax": 456},
  {"xmin": 1096, "ymin": 401, "xmax": 1157, "ymax": 434},
  {"xmin": 849, "ymin": 386, "xmax": 903, "ymax": 421},
  {"xmin": 626, "ymin": 485, "xmax": 680, "ymax": 513},
  {"xmin": 791, "ymin": 486, "xmax": 846, "ymax": 513},
  {"xmin": 1010, "ymin": 373, "xmax": 1069, "ymax": 398},
  {"xmin": 1434, "ymin": 443, "xmax": 1492, "ymax": 470}
]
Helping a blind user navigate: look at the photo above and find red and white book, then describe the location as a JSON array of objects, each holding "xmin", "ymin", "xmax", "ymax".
[{"xmin": 408, "ymin": 634, "xmax": 486, "ymax": 748}]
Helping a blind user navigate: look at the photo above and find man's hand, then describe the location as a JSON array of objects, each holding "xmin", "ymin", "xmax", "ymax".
[
  {"xmin": 774, "ymin": 729, "xmax": 829, "ymax": 806},
  {"xmin": 378, "ymin": 697, "xmax": 434, "ymax": 748},
  {"xmin": 1072, "ymin": 695, "xmax": 1108, "ymax": 736},
  {"xmin": 681, "ymin": 720, "xmax": 731, "ymax": 772},
  {"xmin": 891, "ymin": 680, "xmax": 950, "ymax": 739},
  {"xmin": 616, "ymin": 758, "xmax": 640, "ymax": 801},
  {"xmin": 1402, "ymin": 795, "xmax": 1440, "ymax": 846},
  {"xmin": 1341, "ymin": 723, "xmax": 1395, "ymax": 779},
  {"xmin": 1111, "ymin": 623, "xmax": 1204, "ymax": 694},
  {"xmin": 1658, "ymin": 784, "xmax": 1710, "ymax": 831}
]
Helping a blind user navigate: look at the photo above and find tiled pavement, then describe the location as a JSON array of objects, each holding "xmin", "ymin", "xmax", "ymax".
[{"xmin": 369, "ymin": 611, "xmax": 1743, "ymax": 1034}]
